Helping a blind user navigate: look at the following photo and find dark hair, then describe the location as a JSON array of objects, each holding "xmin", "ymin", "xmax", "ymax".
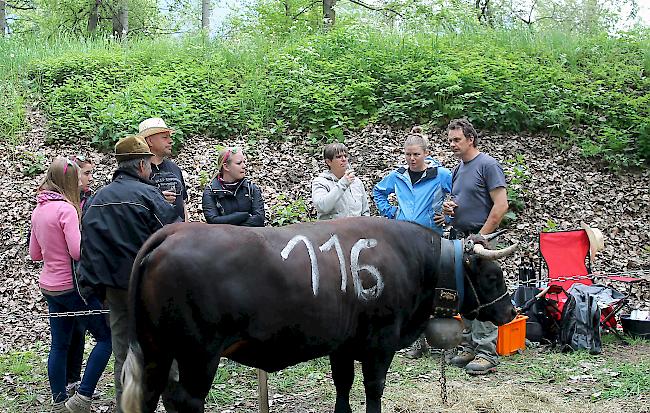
[
  {"xmin": 323, "ymin": 142, "xmax": 348, "ymax": 161},
  {"xmin": 447, "ymin": 118, "xmax": 479, "ymax": 147},
  {"xmin": 118, "ymin": 157, "xmax": 151, "ymax": 175}
]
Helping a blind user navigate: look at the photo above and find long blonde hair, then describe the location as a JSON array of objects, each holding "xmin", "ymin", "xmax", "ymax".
[{"xmin": 38, "ymin": 157, "xmax": 82, "ymax": 219}]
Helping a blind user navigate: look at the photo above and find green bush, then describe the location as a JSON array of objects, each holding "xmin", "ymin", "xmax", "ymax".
[{"xmin": 13, "ymin": 27, "xmax": 650, "ymax": 166}]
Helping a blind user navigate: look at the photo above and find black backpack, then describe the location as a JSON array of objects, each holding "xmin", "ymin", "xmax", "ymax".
[
  {"xmin": 512, "ymin": 286, "xmax": 560, "ymax": 344},
  {"xmin": 559, "ymin": 287, "xmax": 602, "ymax": 355}
]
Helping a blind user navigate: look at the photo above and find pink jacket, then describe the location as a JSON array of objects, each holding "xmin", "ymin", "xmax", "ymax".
[{"xmin": 29, "ymin": 191, "xmax": 81, "ymax": 292}]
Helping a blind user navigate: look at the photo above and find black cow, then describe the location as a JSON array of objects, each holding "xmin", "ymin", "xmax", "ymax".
[{"xmin": 121, "ymin": 217, "xmax": 517, "ymax": 413}]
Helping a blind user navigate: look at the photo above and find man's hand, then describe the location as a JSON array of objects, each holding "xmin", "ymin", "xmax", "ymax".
[
  {"xmin": 162, "ymin": 190, "xmax": 177, "ymax": 204},
  {"xmin": 442, "ymin": 199, "xmax": 457, "ymax": 216},
  {"xmin": 434, "ymin": 213, "xmax": 446, "ymax": 226}
]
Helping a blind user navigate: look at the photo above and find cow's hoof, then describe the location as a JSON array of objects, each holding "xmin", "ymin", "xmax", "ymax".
[{"xmin": 464, "ymin": 357, "xmax": 497, "ymax": 375}]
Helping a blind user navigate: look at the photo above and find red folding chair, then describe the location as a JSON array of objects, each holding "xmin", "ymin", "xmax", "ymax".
[{"xmin": 539, "ymin": 229, "xmax": 642, "ymax": 341}]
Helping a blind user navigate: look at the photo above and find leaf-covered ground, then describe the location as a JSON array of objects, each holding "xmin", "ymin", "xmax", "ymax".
[{"xmin": 0, "ymin": 108, "xmax": 649, "ymax": 411}]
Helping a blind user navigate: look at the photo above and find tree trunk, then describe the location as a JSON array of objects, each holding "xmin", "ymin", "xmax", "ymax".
[
  {"xmin": 87, "ymin": 0, "xmax": 102, "ymax": 33},
  {"xmin": 112, "ymin": 0, "xmax": 128, "ymax": 38},
  {"xmin": 323, "ymin": 0, "xmax": 336, "ymax": 28},
  {"xmin": 0, "ymin": 0, "xmax": 6, "ymax": 37},
  {"xmin": 201, "ymin": 0, "xmax": 210, "ymax": 30}
]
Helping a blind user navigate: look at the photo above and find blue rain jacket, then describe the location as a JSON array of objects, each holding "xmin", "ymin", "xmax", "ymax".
[{"xmin": 373, "ymin": 158, "xmax": 452, "ymax": 234}]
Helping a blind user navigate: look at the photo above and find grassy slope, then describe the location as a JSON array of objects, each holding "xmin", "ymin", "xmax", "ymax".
[{"xmin": 1, "ymin": 27, "xmax": 649, "ymax": 166}]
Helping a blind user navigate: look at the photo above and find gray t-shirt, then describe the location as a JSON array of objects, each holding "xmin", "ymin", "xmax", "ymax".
[{"xmin": 451, "ymin": 152, "xmax": 506, "ymax": 233}]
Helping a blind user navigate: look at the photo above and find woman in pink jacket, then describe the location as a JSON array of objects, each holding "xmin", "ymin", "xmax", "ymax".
[{"xmin": 29, "ymin": 157, "xmax": 111, "ymax": 413}]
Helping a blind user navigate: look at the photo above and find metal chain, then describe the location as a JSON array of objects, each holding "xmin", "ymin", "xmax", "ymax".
[
  {"xmin": 44, "ymin": 309, "xmax": 110, "ymax": 318},
  {"xmin": 438, "ymin": 350, "xmax": 448, "ymax": 406},
  {"xmin": 516, "ymin": 269, "xmax": 650, "ymax": 286}
]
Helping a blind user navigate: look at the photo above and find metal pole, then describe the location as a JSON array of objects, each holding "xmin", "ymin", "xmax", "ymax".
[{"xmin": 257, "ymin": 369, "xmax": 269, "ymax": 413}]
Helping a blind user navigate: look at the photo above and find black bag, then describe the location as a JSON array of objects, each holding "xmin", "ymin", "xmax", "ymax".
[
  {"xmin": 512, "ymin": 286, "xmax": 560, "ymax": 344},
  {"xmin": 559, "ymin": 287, "xmax": 602, "ymax": 355}
]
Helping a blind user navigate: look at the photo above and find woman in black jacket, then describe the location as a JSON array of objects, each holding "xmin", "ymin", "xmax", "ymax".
[{"xmin": 202, "ymin": 147, "xmax": 265, "ymax": 226}]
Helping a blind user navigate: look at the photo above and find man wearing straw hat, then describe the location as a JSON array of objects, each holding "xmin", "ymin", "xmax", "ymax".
[
  {"xmin": 77, "ymin": 135, "xmax": 179, "ymax": 412},
  {"xmin": 139, "ymin": 117, "xmax": 189, "ymax": 221}
]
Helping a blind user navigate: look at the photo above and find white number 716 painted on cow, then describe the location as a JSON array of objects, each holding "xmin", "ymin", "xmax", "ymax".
[{"xmin": 280, "ymin": 234, "xmax": 384, "ymax": 301}]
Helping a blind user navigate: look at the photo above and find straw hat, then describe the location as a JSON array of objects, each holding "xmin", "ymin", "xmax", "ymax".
[
  {"xmin": 138, "ymin": 117, "xmax": 173, "ymax": 139},
  {"xmin": 580, "ymin": 222, "xmax": 605, "ymax": 259},
  {"xmin": 115, "ymin": 135, "xmax": 154, "ymax": 161}
]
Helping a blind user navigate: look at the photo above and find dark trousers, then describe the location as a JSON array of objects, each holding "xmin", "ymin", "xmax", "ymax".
[
  {"xmin": 44, "ymin": 291, "xmax": 112, "ymax": 403},
  {"xmin": 66, "ymin": 318, "xmax": 86, "ymax": 385}
]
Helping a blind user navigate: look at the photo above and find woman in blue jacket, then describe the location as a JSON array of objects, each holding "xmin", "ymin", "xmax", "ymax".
[
  {"xmin": 373, "ymin": 127, "xmax": 452, "ymax": 235},
  {"xmin": 373, "ymin": 127, "xmax": 452, "ymax": 359}
]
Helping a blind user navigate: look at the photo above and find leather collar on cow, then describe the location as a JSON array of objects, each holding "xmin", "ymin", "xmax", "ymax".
[{"xmin": 433, "ymin": 238, "xmax": 464, "ymax": 317}]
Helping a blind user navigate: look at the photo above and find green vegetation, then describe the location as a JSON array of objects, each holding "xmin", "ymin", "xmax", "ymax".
[
  {"xmin": 269, "ymin": 195, "xmax": 311, "ymax": 226},
  {"xmin": 504, "ymin": 338, "xmax": 650, "ymax": 400},
  {"xmin": 2, "ymin": 338, "xmax": 647, "ymax": 411},
  {"xmin": 1, "ymin": 26, "xmax": 647, "ymax": 167}
]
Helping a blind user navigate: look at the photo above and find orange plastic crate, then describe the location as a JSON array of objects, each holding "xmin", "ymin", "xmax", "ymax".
[{"xmin": 496, "ymin": 314, "xmax": 528, "ymax": 356}]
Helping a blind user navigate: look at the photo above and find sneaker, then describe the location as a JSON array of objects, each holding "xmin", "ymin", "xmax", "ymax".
[
  {"xmin": 449, "ymin": 351, "xmax": 475, "ymax": 368},
  {"xmin": 65, "ymin": 393, "xmax": 92, "ymax": 413},
  {"xmin": 52, "ymin": 402, "xmax": 71, "ymax": 413},
  {"xmin": 405, "ymin": 337, "xmax": 429, "ymax": 359},
  {"xmin": 465, "ymin": 357, "xmax": 497, "ymax": 375}
]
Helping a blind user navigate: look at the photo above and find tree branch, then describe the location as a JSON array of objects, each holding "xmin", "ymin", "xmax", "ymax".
[
  {"xmin": 7, "ymin": 2, "xmax": 35, "ymax": 10},
  {"xmin": 292, "ymin": 0, "xmax": 320, "ymax": 20},
  {"xmin": 348, "ymin": 0, "xmax": 404, "ymax": 18}
]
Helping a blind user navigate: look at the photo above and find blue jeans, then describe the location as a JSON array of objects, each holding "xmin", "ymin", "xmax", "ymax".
[{"xmin": 45, "ymin": 291, "xmax": 112, "ymax": 403}]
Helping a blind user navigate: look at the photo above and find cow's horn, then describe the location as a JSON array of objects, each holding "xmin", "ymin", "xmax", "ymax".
[{"xmin": 473, "ymin": 242, "xmax": 519, "ymax": 259}]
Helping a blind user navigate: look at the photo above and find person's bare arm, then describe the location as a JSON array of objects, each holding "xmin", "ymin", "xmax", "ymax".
[{"xmin": 479, "ymin": 187, "xmax": 508, "ymax": 235}]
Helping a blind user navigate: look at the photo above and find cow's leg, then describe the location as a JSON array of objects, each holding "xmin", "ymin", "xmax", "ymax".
[
  {"xmin": 141, "ymin": 350, "xmax": 173, "ymax": 413},
  {"xmin": 360, "ymin": 351, "xmax": 395, "ymax": 413},
  {"xmin": 329, "ymin": 352, "xmax": 355, "ymax": 413},
  {"xmin": 172, "ymin": 353, "xmax": 221, "ymax": 413}
]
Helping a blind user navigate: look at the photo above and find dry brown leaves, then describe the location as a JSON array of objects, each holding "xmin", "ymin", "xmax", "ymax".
[{"xmin": 0, "ymin": 110, "xmax": 648, "ymax": 353}]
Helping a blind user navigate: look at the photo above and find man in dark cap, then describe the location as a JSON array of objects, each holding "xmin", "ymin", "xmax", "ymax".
[{"xmin": 77, "ymin": 134, "xmax": 179, "ymax": 412}]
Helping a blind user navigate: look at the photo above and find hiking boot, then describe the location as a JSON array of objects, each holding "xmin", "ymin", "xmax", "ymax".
[
  {"xmin": 449, "ymin": 351, "xmax": 475, "ymax": 368},
  {"xmin": 465, "ymin": 357, "xmax": 497, "ymax": 375},
  {"xmin": 52, "ymin": 402, "xmax": 71, "ymax": 413},
  {"xmin": 405, "ymin": 337, "xmax": 429, "ymax": 359},
  {"xmin": 65, "ymin": 393, "xmax": 92, "ymax": 413}
]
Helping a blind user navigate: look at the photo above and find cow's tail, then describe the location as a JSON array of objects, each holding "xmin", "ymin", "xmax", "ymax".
[
  {"xmin": 121, "ymin": 227, "xmax": 175, "ymax": 413},
  {"xmin": 121, "ymin": 343, "xmax": 144, "ymax": 413}
]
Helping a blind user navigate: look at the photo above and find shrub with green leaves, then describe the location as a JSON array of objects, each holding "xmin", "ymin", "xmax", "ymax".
[{"xmin": 14, "ymin": 27, "xmax": 650, "ymax": 167}]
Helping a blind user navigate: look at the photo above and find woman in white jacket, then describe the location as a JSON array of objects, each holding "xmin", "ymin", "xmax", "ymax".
[{"xmin": 311, "ymin": 143, "xmax": 370, "ymax": 220}]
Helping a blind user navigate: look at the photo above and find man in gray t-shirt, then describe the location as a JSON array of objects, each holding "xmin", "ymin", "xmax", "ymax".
[
  {"xmin": 435, "ymin": 118, "xmax": 509, "ymax": 375},
  {"xmin": 451, "ymin": 152, "xmax": 506, "ymax": 234}
]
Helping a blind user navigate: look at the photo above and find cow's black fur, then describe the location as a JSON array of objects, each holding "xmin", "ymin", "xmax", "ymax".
[{"xmin": 122, "ymin": 217, "xmax": 516, "ymax": 413}]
